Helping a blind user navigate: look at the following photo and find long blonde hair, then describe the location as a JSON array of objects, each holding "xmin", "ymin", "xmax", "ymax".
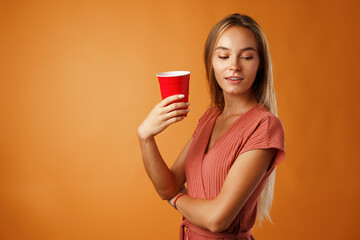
[{"xmin": 204, "ymin": 13, "xmax": 279, "ymax": 226}]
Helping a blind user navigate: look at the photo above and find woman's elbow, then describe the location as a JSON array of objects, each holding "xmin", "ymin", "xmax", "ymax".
[
  {"xmin": 156, "ymin": 185, "xmax": 177, "ymax": 200},
  {"xmin": 159, "ymin": 193, "xmax": 170, "ymax": 200},
  {"xmin": 158, "ymin": 190, "xmax": 175, "ymax": 200}
]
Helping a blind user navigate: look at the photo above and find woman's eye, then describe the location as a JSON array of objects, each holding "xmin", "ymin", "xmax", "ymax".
[
  {"xmin": 241, "ymin": 56, "xmax": 253, "ymax": 60},
  {"xmin": 218, "ymin": 56, "xmax": 229, "ymax": 60}
]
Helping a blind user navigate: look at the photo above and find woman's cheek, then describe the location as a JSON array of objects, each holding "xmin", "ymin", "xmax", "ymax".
[
  {"xmin": 213, "ymin": 59, "xmax": 227, "ymax": 69},
  {"xmin": 212, "ymin": 61, "xmax": 220, "ymax": 70},
  {"xmin": 247, "ymin": 62, "xmax": 260, "ymax": 76}
]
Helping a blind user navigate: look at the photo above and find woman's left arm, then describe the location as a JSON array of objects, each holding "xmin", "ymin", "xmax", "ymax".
[{"xmin": 170, "ymin": 148, "xmax": 277, "ymax": 233}]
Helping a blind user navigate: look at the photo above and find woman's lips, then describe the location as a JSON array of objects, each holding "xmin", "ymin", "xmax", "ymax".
[{"xmin": 225, "ymin": 77, "xmax": 244, "ymax": 83}]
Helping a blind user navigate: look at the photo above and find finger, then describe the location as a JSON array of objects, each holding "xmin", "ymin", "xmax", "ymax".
[
  {"xmin": 158, "ymin": 94, "xmax": 185, "ymax": 107},
  {"xmin": 163, "ymin": 102, "xmax": 190, "ymax": 113},
  {"xmin": 164, "ymin": 115, "xmax": 185, "ymax": 126},
  {"xmin": 161, "ymin": 109, "xmax": 190, "ymax": 121}
]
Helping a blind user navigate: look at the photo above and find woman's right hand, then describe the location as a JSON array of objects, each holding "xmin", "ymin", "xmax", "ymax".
[{"xmin": 137, "ymin": 94, "xmax": 190, "ymax": 140}]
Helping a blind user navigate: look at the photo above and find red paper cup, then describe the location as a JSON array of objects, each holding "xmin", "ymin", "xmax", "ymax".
[
  {"xmin": 157, "ymin": 71, "xmax": 190, "ymax": 116},
  {"xmin": 157, "ymin": 71, "xmax": 190, "ymax": 103}
]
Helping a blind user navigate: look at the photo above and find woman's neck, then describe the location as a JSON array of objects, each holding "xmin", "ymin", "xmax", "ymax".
[{"xmin": 221, "ymin": 92, "xmax": 258, "ymax": 118}]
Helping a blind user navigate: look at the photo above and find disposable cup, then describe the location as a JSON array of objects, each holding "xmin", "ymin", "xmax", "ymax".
[
  {"xmin": 157, "ymin": 71, "xmax": 190, "ymax": 103},
  {"xmin": 157, "ymin": 71, "xmax": 190, "ymax": 116}
]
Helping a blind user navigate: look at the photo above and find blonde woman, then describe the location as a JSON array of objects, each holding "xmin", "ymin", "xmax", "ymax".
[{"xmin": 137, "ymin": 13, "xmax": 286, "ymax": 240}]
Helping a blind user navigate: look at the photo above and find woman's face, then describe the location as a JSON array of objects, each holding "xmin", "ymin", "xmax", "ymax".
[{"xmin": 212, "ymin": 26, "xmax": 260, "ymax": 98}]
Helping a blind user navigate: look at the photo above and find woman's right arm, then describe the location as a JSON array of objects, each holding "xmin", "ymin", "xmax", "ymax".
[{"xmin": 137, "ymin": 94, "xmax": 191, "ymax": 200}]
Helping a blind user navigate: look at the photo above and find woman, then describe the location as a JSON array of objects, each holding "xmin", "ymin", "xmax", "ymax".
[{"xmin": 137, "ymin": 13, "xmax": 286, "ymax": 240}]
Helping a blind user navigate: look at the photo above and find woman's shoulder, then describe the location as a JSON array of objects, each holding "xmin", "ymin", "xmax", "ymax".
[
  {"xmin": 253, "ymin": 105, "xmax": 280, "ymax": 119},
  {"xmin": 251, "ymin": 105, "xmax": 284, "ymax": 128}
]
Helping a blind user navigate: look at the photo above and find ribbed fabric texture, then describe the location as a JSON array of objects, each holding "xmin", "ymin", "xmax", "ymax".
[{"xmin": 183, "ymin": 105, "xmax": 286, "ymax": 240}]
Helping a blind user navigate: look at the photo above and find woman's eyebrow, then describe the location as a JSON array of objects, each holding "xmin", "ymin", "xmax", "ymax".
[{"xmin": 215, "ymin": 46, "xmax": 256, "ymax": 52}]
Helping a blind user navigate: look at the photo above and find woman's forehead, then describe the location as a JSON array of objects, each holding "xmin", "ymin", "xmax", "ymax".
[{"xmin": 216, "ymin": 26, "xmax": 257, "ymax": 51}]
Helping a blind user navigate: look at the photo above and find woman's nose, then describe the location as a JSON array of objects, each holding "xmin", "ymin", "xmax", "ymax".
[{"xmin": 229, "ymin": 58, "xmax": 241, "ymax": 72}]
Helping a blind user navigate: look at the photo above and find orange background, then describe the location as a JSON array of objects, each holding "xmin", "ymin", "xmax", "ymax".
[{"xmin": 1, "ymin": 0, "xmax": 359, "ymax": 239}]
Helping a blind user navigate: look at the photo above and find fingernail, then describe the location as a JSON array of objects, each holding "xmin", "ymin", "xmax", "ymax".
[
  {"xmin": 178, "ymin": 94, "xmax": 185, "ymax": 98},
  {"xmin": 186, "ymin": 102, "xmax": 190, "ymax": 106},
  {"xmin": 186, "ymin": 109, "xmax": 190, "ymax": 112}
]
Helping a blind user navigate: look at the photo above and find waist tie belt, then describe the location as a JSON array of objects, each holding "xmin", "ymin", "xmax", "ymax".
[{"xmin": 180, "ymin": 219, "xmax": 252, "ymax": 240}]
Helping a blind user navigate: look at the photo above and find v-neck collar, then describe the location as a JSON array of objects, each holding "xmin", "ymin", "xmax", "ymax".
[{"xmin": 203, "ymin": 105, "xmax": 259, "ymax": 157}]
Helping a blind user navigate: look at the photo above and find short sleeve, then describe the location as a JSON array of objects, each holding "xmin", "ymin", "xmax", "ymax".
[{"xmin": 239, "ymin": 115, "xmax": 286, "ymax": 174}]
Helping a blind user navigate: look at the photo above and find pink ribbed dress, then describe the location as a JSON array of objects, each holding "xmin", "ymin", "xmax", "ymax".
[{"xmin": 182, "ymin": 105, "xmax": 286, "ymax": 240}]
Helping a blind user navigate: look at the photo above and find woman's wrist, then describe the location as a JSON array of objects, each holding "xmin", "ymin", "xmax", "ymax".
[
  {"xmin": 167, "ymin": 198, "xmax": 175, "ymax": 208},
  {"xmin": 168, "ymin": 192, "xmax": 187, "ymax": 209},
  {"xmin": 137, "ymin": 127, "xmax": 154, "ymax": 141},
  {"xmin": 174, "ymin": 193, "xmax": 186, "ymax": 209}
]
